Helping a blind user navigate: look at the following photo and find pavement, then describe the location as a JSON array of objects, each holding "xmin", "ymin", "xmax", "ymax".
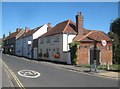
[{"xmin": 39, "ymin": 61, "xmax": 119, "ymax": 80}]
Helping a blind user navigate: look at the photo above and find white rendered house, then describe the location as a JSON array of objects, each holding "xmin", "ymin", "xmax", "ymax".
[
  {"xmin": 38, "ymin": 20, "xmax": 77, "ymax": 64},
  {"xmin": 15, "ymin": 24, "xmax": 48, "ymax": 58}
]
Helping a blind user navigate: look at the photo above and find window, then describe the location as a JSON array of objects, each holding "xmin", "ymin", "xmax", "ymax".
[
  {"xmin": 56, "ymin": 48, "xmax": 59, "ymax": 54},
  {"xmin": 54, "ymin": 35, "xmax": 59, "ymax": 42},
  {"xmin": 40, "ymin": 38, "xmax": 44, "ymax": 44},
  {"xmin": 47, "ymin": 37, "xmax": 50, "ymax": 43}
]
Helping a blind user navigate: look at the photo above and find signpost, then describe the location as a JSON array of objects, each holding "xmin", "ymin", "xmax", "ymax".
[
  {"xmin": 101, "ymin": 40, "xmax": 109, "ymax": 70},
  {"xmin": 101, "ymin": 40, "xmax": 107, "ymax": 47}
]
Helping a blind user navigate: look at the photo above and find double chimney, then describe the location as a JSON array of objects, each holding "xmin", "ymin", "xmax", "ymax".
[{"xmin": 76, "ymin": 12, "xmax": 84, "ymax": 37}]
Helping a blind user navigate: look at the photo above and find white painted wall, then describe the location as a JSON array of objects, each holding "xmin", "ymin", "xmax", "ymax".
[
  {"xmin": 15, "ymin": 24, "xmax": 48, "ymax": 58},
  {"xmin": 38, "ymin": 33, "xmax": 76, "ymax": 63},
  {"xmin": 62, "ymin": 34, "xmax": 76, "ymax": 52},
  {"xmin": 15, "ymin": 38, "xmax": 23, "ymax": 56},
  {"xmin": 38, "ymin": 34, "xmax": 63, "ymax": 61},
  {"xmin": 33, "ymin": 24, "xmax": 48, "ymax": 39},
  {"xmin": 22, "ymin": 36, "xmax": 33, "ymax": 58}
]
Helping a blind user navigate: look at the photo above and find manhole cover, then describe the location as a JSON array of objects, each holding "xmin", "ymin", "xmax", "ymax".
[{"xmin": 18, "ymin": 69, "xmax": 41, "ymax": 78}]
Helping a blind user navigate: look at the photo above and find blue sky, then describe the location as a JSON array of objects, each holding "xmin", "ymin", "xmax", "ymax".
[{"xmin": 1, "ymin": 2, "xmax": 118, "ymax": 38}]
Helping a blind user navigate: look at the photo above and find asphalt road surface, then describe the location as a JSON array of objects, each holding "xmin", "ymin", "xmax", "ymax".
[{"xmin": 2, "ymin": 54, "xmax": 118, "ymax": 87}]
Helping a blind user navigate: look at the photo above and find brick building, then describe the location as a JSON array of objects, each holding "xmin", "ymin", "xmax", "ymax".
[{"xmin": 73, "ymin": 12, "xmax": 112, "ymax": 65}]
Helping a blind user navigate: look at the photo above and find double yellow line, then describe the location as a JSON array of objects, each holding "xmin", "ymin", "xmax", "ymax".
[{"xmin": 1, "ymin": 59, "xmax": 25, "ymax": 89}]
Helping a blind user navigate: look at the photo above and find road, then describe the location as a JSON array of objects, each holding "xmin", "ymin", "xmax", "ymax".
[{"xmin": 2, "ymin": 54, "xmax": 118, "ymax": 87}]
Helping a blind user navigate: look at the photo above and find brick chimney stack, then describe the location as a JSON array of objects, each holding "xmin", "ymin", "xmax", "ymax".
[
  {"xmin": 16, "ymin": 28, "xmax": 21, "ymax": 32},
  {"xmin": 9, "ymin": 31, "xmax": 11, "ymax": 35},
  {"xmin": 25, "ymin": 27, "xmax": 30, "ymax": 33},
  {"xmin": 76, "ymin": 12, "xmax": 84, "ymax": 36},
  {"xmin": 47, "ymin": 23, "xmax": 52, "ymax": 31},
  {"xmin": 3, "ymin": 34, "xmax": 5, "ymax": 40}
]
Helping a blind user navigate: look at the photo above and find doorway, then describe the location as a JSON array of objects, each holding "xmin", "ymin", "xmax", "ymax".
[{"xmin": 90, "ymin": 46, "xmax": 100, "ymax": 65}]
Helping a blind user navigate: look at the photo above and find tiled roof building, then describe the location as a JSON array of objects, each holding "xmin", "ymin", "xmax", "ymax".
[
  {"xmin": 3, "ymin": 28, "xmax": 25, "ymax": 54},
  {"xmin": 39, "ymin": 12, "xmax": 112, "ymax": 65}
]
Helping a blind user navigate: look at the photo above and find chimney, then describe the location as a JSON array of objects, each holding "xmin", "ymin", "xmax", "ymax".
[
  {"xmin": 9, "ymin": 31, "xmax": 11, "ymax": 35},
  {"xmin": 3, "ymin": 34, "xmax": 5, "ymax": 40},
  {"xmin": 16, "ymin": 28, "xmax": 21, "ymax": 32},
  {"xmin": 25, "ymin": 27, "xmax": 30, "ymax": 33},
  {"xmin": 47, "ymin": 23, "xmax": 52, "ymax": 31},
  {"xmin": 76, "ymin": 12, "xmax": 84, "ymax": 36}
]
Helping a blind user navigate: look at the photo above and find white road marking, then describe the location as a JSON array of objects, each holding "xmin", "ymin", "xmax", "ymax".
[{"xmin": 18, "ymin": 69, "xmax": 41, "ymax": 78}]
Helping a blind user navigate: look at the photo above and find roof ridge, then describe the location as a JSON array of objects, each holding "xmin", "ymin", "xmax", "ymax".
[
  {"xmin": 63, "ymin": 19, "xmax": 71, "ymax": 33},
  {"xmin": 79, "ymin": 30, "xmax": 94, "ymax": 41}
]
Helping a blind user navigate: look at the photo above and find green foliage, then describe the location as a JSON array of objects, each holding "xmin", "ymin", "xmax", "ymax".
[
  {"xmin": 111, "ymin": 18, "xmax": 120, "ymax": 35},
  {"xmin": 109, "ymin": 17, "xmax": 120, "ymax": 64},
  {"xmin": 69, "ymin": 41, "xmax": 80, "ymax": 65},
  {"xmin": 69, "ymin": 41, "xmax": 80, "ymax": 48},
  {"xmin": 98, "ymin": 64, "xmax": 120, "ymax": 71}
]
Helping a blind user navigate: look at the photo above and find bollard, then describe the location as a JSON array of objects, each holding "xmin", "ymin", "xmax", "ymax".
[{"xmin": 107, "ymin": 62, "xmax": 110, "ymax": 70}]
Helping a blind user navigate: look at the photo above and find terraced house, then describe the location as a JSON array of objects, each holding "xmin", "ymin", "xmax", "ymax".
[
  {"xmin": 15, "ymin": 24, "xmax": 48, "ymax": 59},
  {"xmin": 38, "ymin": 12, "xmax": 112, "ymax": 65},
  {"xmin": 3, "ymin": 29, "xmax": 25, "ymax": 55}
]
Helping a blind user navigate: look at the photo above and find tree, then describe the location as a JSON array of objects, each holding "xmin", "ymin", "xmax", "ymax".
[{"xmin": 109, "ymin": 17, "xmax": 120, "ymax": 64}]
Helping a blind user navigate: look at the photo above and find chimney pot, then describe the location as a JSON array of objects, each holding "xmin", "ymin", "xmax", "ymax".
[
  {"xmin": 3, "ymin": 34, "xmax": 5, "ymax": 40},
  {"xmin": 47, "ymin": 23, "xmax": 52, "ymax": 31},
  {"xmin": 9, "ymin": 31, "xmax": 11, "ymax": 35}
]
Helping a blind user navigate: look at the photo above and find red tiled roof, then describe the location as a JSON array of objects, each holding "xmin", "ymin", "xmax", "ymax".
[
  {"xmin": 19, "ymin": 25, "xmax": 43, "ymax": 39},
  {"xmin": 19, "ymin": 30, "xmax": 37, "ymax": 39},
  {"xmin": 40, "ymin": 19, "xmax": 77, "ymax": 37},
  {"xmin": 39, "ymin": 19, "xmax": 111, "ymax": 42},
  {"xmin": 5, "ymin": 30, "xmax": 21, "ymax": 40},
  {"xmin": 73, "ymin": 31, "xmax": 111, "ymax": 42}
]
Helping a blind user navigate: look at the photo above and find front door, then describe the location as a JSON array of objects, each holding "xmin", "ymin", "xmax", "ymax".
[
  {"xmin": 33, "ymin": 48, "xmax": 38, "ymax": 60},
  {"xmin": 90, "ymin": 48, "xmax": 100, "ymax": 65}
]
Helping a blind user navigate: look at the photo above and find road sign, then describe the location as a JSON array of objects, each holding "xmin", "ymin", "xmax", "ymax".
[
  {"xmin": 28, "ymin": 41, "xmax": 32, "ymax": 44},
  {"xmin": 101, "ymin": 40, "xmax": 107, "ymax": 46}
]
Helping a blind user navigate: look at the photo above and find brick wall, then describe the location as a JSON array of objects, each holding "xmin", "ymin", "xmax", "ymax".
[{"xmin": 77, "ymin": 42, "xmax": 112, "ymax": 65}]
